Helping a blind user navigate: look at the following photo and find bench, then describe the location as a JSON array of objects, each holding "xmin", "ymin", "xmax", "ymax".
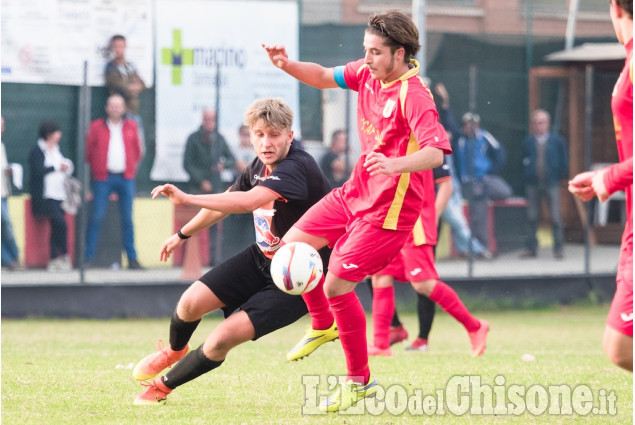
[
  {"xmin": 450, "ymin": 197, "xmax": 528, "ymax": 257},
  {"xmin": 24, "ymin": 198, "xmax": 76, "ymax": 268}
]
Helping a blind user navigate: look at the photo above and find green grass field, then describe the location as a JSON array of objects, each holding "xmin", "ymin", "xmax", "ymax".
[{"xmin": 2, "ymin": 305, "xmax": 632, "ymax": 424}]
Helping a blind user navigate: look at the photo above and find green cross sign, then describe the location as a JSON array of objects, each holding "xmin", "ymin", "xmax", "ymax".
[{"xmin": 161, "ymin": 29, "xmax": 194, "ymax": 85}]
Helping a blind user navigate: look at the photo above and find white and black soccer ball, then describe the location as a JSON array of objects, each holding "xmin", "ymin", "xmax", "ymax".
[{"xmin": 270, "ymin": 242, "xmax": 323, "ymax": 295}]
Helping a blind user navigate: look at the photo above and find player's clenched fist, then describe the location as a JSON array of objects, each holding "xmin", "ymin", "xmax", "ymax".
[{"xmin": 568, "ymin": 171, "xmax": 597, "ymax": 202}]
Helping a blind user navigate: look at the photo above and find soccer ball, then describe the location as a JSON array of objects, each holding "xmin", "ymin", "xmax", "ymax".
[{"xmin": 270, "ymin": 242, "xmax": 323, "ymax": 295}]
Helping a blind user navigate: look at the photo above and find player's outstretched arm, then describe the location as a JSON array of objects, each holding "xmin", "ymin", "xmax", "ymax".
[
  {"xmin": 155, "ymin": 196, "xmax": 228, "ymax": 262},
  {"xmin": 151, "ymin": 183, "xmax": 188, "ymax": 204},
  {"xmin": 262, "ymin": 43, "xmax": 338, "ymax": 89}
]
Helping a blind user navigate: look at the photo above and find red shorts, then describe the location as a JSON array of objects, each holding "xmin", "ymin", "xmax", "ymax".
[
  {"xmin": 607, "ymin": 241, "xmax": 633, "ymax": 337},
  {"xmin": 295, "ymin": 190, "xmax": 410, "ymax": 282},
  {"xmin": 376, "ymin": 243, "xmax": 438, "ymax": 283}
]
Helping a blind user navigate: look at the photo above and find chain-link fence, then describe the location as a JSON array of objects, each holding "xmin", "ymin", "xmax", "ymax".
[{"xmin": 1, "ymin": 0, "xmax": 624, "ymax": 281}]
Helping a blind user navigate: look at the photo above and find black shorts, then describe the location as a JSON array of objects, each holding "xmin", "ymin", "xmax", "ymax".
[{"xmin": 198, "ymin": 244, "xmax": 308, "ymax": 340}]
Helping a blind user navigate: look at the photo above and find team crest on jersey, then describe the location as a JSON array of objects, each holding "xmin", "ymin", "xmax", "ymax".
[
  {"xmin": 253, "ymin": 210, "xmax": 280, "ymax": 251},
  {"xmin": 383, "ymin": 99, "xmax": 396, "ymax": 118}
]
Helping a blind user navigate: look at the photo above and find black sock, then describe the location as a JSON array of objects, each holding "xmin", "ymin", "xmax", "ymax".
[
  {"xmin": 162, "ymin": 345, "xmax": 224, "ymax": 389},
  {"xmin": 391, "ymin": 310, "xmax": 401, "ymax": 327},
  {"xmin": 364, "ymin": 278, "xmax": 373, "ymax": 294},
  {"xmin": 417, "ymin": 293, "xmax": 435, "ymax": 339},
  {"xmin": 170, "ymin": 310, "xmax": 201, "ymax": 351}
]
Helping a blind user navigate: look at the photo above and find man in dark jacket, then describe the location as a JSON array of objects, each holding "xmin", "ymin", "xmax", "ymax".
[
  {"xmin": 183, "ymin": 110, "xmax": 236, "ymax": 195},
  {"xmin": 183, "ymin": 109, "xmax": 236, "ymax": 265},
  {"xmin": 521, "ymin": 109, "xmax": 569, "ymax": 259},
  {"xmin": 454, "ymin": 112, "xmax": 511, "ymax": 249}
]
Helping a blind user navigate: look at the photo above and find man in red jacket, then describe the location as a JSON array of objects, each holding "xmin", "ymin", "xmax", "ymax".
[{"xmin": 85, "ymin": 93, "xmax": 144, "ymax": 269}]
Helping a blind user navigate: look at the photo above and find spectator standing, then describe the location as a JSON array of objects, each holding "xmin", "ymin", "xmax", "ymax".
[
  {"xmin": 85, "ymin": 93, "xmax": 144, "ymax": 269},
  {"xmin": 104, "ymin": 34, "xmax": 146, "ymax": 154},
  {"xmin": 319, "ymin": 129, "xmax": 350, "ymax": 188},
  {"xmin": 454, "ymin": 112, "xmax": 511, "ymax": 249},
  {"xmin": 521, "ymin": 109, "xmax": 569, "ymax": 259},
  {"xmin": 28, "ymin": 121, "xmax": 74, "ymax": 272},
  {"xmin": 183, "ymin": 109, "xmax": 236, "ymax": 265},
  {"xmin": 1, "ymin": 116, "xmax": 20, "ymax": 270}
]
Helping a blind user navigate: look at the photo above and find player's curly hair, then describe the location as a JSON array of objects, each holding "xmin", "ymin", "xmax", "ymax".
[
  {"xmin": 615, "ymin": 0, "xmax": 632, "ymax": 18},
  {"xmin": 244, "ymin": 98, "xmax": 294, "ymax": 131},
  {"xmin": 366, "ymin": 10, "xmax": 420, "ymax": 62}
]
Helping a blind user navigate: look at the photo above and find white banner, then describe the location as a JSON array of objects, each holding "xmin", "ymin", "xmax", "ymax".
[
  {"xmin": 0, "ymin": 0, "xmax": 153, "ymax": 87},
  {"xmin": 151, "ymin": 0, "xmax": 299, "ymax": 181}
]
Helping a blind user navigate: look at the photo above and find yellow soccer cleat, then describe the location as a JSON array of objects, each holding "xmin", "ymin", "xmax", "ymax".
[
  {"xmin": 320, "ymin": 375, "xmax": 378, "ymax": 412},
  {"xmin": 286, "ymin": 321, "xmax": 339, "ymax": 361}
]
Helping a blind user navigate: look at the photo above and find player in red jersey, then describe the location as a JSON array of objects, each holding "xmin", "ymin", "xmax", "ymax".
[
  {"xmin": 263, "ymin": 10, "xmax": 451, "ymax": 411},
  {"xmin": 569, "ymin": 0, "xmax": 632, "ymax": 372},
  {"xmin": 369, "ymin": 161, "xmax": 489, "ymax": 357}
]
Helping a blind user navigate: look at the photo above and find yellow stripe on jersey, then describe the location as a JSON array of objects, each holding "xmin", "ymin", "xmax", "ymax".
[
  {"xmin": 412, "ymin": 215, "xmax": 426, "ymax": 246},
  {"xmin": 383, "ymin": 133, "xmax": 421, "ymax": 229},
  {"xmin": 399, "ymin": 80, "xmax": 408, "ymax": 119},
  {"xmin": 629, "ymin": 57, "xmax": 633, "ymax": 83}
]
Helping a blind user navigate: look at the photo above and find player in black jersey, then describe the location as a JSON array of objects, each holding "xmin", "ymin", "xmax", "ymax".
[{"xmin": 132, "ymin": 98, "xmax": 331, "ymax": 405}]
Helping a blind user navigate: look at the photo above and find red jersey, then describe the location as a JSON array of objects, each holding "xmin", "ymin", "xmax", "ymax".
[
  {"xmin": 334, "ymin": 59, "xmax": 452, "ymax": 231},
  {"xmin": 606, "ymin": 39, "xmax": 633, "ymax": 250}
]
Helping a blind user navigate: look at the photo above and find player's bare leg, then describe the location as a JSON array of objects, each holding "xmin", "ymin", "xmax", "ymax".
[
  {"xmin": 202, "ymin": 310, "xmax": 256, "ymax": 360},
  {"xmin": 603, "ymin": 325, "xmax": 633, "ymax": 371}
]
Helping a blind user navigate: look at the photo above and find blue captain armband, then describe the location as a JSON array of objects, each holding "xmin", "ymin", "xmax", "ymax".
[{"xmin": 333, "ymin": 66, "xmax": 347, "ymax": 89}]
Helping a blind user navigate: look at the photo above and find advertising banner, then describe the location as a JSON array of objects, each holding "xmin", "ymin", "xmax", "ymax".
[{"xmin": 152, "ymin": 0, "xmax": 299, "ymax": 181}]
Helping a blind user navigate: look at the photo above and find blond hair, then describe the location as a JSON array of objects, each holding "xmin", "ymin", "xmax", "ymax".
[{"xmin": 244, "ymin": 98, "xmax": 294, "ymax": 131}]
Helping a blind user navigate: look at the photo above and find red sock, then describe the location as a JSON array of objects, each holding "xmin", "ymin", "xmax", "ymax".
[
  {"xmin": 429, "ymin": 281, "xmax": 480, "ymax": 332},
  {"xmin": 372, "ymin": 286, "xmax": 394, "ymax": 350},
  {"xmin": 301, "ymin": 275, "xmax": 334, "ymax": 330},
  {"xmin": 328, "ymin": 291, "xmax": 370, "ymax": 384}
]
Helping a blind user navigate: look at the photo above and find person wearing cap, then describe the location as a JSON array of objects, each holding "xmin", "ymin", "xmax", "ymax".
[{"xmin": 454, "ymin": 112, "xmax": 511, "ymax": 250}]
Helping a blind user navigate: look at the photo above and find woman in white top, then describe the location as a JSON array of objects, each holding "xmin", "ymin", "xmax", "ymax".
[{"xmin": 28, "ymin": 121, "xmax": 74, "ymax": 271}]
